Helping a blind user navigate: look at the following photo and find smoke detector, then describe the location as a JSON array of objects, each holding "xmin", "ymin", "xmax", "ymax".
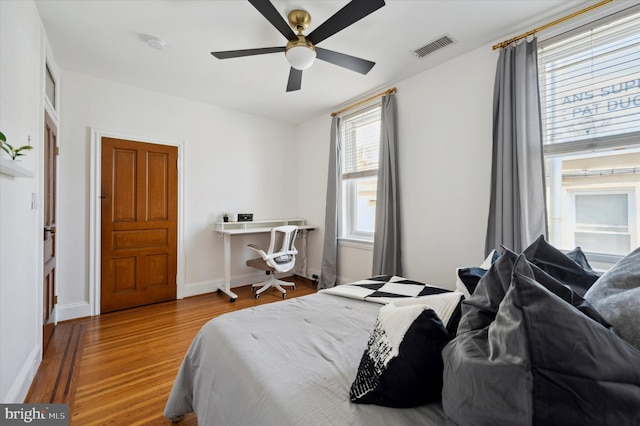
[{"xmin": 147, "ymin": 37, "xmax": 167, "ymax": 51}]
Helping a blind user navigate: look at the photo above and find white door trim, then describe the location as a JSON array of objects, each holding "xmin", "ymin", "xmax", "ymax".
[{"xmin": 89, "ymin": 128, "xmax": 186, "ymax": 316}]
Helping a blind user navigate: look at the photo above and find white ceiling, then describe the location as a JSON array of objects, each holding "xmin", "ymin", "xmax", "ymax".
[{"xmin": 35, "ymin": 0, "xmax": 595, "ymax": 124}]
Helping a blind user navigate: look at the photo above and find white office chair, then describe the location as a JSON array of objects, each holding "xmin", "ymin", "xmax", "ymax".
[{"xmin": 246, "ymin": 225, "xmax": 298, "ymax": 299}]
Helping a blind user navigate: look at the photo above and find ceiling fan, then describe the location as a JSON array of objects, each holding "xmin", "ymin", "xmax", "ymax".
[{"xmin": 211, "ymin": 0, "xmax": 385, "ymax": 92}]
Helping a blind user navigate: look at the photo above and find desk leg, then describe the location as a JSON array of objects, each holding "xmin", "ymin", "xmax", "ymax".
[
  {"xmin": 219, "ymin": 233, "xmax": 238, "ymax": 302},
  {"xmin": 296, "ymin": 229, "xmax": 316, "ymax": 282},
  {"xmin": 301, "ymin": 230, "xmax": 308, "ymax": 278}
]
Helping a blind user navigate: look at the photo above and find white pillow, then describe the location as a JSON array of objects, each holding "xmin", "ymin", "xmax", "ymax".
[
  {"xmin": 480, "ymin": 249, "xmax": 498, "ymax": 269},
  {"xmin": 455, "ymin": 250, "xmax": 497, "ymax": 298}
]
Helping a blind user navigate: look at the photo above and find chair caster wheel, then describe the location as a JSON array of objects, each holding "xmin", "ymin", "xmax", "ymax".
[
  {"xmin": 229, "ymin": 297, "xmax": 236, "ymax": 303},
  {"xmin": 255, "ymin": 294, "xmax": 260, "ymax": 299}
]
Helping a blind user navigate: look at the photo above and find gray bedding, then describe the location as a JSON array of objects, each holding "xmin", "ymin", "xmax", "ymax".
[{"xmin": 164, "ymin": 292, "xmax": 446, "ymax": 425}]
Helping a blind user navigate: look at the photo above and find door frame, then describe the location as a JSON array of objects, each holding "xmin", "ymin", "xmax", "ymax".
[
  {"xmin": 89, "ymin": 128, "xmax": 185, "ymax": 316},
  {"xmin": 41, "ymin": 43, "xmax": 60, "ymax": 348},
  {"xmin": 43, "ymin": 109, "xmax": 58, "ymax": 349}
]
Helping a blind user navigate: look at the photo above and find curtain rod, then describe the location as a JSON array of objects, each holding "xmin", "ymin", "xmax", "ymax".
[
  {"xmin": 331, "ymin": 87, "xmax": 397, "ymax": 117},
  {"xmin": 492, "ymin": 0, "xmax": 614, "ymax": 50}
]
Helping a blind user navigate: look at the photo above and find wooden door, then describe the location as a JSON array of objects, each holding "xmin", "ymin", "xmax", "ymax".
[
  {"xmin": 101, "ymin": 138, "xmax": 178, "ymax": 313},
  {"xmin": 43, "ymin": 112, "xmax": 57, "ymax": 350}
]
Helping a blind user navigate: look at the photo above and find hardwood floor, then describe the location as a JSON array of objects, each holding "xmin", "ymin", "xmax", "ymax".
[{"xmin": 25, "ymin": 277, "xmax": 317, "ymax": 425}]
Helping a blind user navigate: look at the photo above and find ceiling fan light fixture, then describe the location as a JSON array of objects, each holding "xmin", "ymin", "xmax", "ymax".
[
  {"xmin": 286, "ymin": 45, "xmax": 316, "ymax": 70},
  {"xmin": 285, "ymin": 36, "xmax": 316, "ymax": 70}
]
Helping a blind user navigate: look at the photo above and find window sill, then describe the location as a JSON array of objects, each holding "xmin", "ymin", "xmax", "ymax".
[
  {"xmin": 583, "ymin": 252, "xmax": 623, "ymax": 273},
  {"xmin": 338, "ymin": 238, "xmax": 373, "ymax": 250}
]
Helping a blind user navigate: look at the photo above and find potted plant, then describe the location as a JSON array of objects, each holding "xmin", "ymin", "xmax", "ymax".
[{"xmin": 0, "ymin": 131, "xmax": 34, "ymax": 160}]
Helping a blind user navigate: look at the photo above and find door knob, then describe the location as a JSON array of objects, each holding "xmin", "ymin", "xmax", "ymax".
[{"xmin": 44, "ymin": 226, "xmax": 57, "ymax": 237}]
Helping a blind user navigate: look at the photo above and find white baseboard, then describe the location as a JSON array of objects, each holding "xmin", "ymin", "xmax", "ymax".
[
  {"xmin": 182, "ymin": 279, "xmax": 218, "ymax": 298},
  {"xmin": 337, "ymin": 275, "xmax": 357, "ymax": 285},
  {"xmin": 56, "ymin": 271, "xmax": 307, "ymax": 321},
  {"xmin": 294, "ymin": 267, "xmax": 320, "ymax": 283},
  {"xmin": 298, "ymin": 267, "xmax": 363, "ymax": 285},
  {"xmin": 302, "ymin": 268, "xmax": 354, "ymax": 287},
  {"xmin": 56, "ymin": 301, "xmax": 92, "ymax": 322},
  {"xmin": 182, "ymin": 272, "xmax": 270, "ymax": 298},
  {"xmin": 3, "ymin": 345, "xmax": 40, "ymax": 403}
]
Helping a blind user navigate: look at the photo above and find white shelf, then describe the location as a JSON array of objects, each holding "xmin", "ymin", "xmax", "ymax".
[
  {"xmin": 0, "ymin": 158, "xmax": 34, "ymax": 178},
  {"xmin": 215, "ymin": 219, "xmax": 315, "ymax": 235}
]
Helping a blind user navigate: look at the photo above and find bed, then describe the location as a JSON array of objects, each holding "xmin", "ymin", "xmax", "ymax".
[
  {"xmin": 163, "ymin": 280, "xmax": 451, "ymax": 425},
  {"xmin": 165, "ymin": 239, "xmax": 640, "ymax": 425}
]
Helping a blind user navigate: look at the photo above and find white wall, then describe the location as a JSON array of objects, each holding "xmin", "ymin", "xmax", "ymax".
[
  {"xmin": 298, "ymin": 45, "xmax": 498, "ymax": 289},
  {"xmin": 295, "ymin": 113, "xmax": 331, "ymax": 280},
  {"xmin": 57, "ymin": 72, "xmax": 299, "ymax": 318},
  {"xmin": 0, "ymin": 0, "xmax": 45, "ymax": 403},
  {"xmin": 3, "ymin": 0, "xmax": 631, "ymax": 406}
]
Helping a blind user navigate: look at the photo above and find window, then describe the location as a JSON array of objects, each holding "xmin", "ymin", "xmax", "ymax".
[
  {"xmin": 45, "ymin": 63, "xmax": 56, "ymax": 107},
  {"xmin": 340, "ymin": 103, "xmax": 382, "ymax": 242},
  {"xmin": 570, "ymin": 189, "xmax": 634, "ymax": 255},
  {"xmin": 538, "ymin": 7, "xmax": 640, "ymax": 262}
]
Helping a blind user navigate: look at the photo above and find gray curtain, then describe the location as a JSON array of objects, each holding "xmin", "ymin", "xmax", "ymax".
[
  {"xmin": 485, "ymin": 39, "xmax": 547, "ymax": 254},
  {"xmin": 372, "ymin": 94, "xmax": 402, "ymax": 276},
  {"xmin": 318, "ymin": 116, "xmax": 341, "ymax": 289}
]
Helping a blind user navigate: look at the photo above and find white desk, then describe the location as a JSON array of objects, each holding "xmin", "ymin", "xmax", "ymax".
[{"xmin": 215, "ymin": 219, "xmax": 316, "ymax": 302}]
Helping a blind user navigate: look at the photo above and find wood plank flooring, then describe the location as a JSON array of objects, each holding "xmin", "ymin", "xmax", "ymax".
[{"xmin": 25, "ymin": 277, "xmax": 317, "ymax": 425}]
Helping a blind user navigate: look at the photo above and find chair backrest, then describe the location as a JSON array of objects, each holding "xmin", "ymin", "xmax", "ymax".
[{"xmin": 265, "ymin": 225, "xmax": 298, "ymax": 272}]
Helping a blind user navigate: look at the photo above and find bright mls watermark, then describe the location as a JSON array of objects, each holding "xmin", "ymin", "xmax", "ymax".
[{"xmin": 0, "ymin": 404, "xmax": 68, "ymax": 425}]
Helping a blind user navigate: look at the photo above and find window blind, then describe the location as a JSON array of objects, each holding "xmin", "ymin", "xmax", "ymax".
[
  {"xmin": 341, "ymin": 104, "xmax": 382, "ymax": 180},
  {"xmin": 538, "ymin": 8, "xmax": 640, "ymax": 146}
]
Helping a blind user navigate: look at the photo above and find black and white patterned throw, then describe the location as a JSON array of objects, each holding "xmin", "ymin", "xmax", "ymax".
[{"xmin": 321, "ymin": 275, "xmax": 450, "ymax": 304}]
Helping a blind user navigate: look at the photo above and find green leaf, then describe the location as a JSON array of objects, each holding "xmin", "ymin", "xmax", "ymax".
[{"xmin": 0, "ymin": 141, "xmax": 33, "ymax": 160}]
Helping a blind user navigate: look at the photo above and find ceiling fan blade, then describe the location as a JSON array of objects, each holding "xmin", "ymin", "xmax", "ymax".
[
  {"xmin": 307, "ymin": 0, "xmax": 385, "ymax": 45},
  {"xmin": 211, "ymin": 47, "xmax": 285, "ymax": 59},
  {"xmin": 315, "ymin": 47, "xmax": 375, "ymax": 75},
  {"xmin": 248, "ymin": 0, "xmax": 297, "ymax": 40},
  {"xmin": 286, "ymin": 68, "xmax": 303, "ymax": 92}
]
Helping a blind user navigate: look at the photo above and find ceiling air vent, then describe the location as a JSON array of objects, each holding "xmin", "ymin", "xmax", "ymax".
[{"xmin": 412, "ymin": 35, "xmax": 455, "ymax": 58}]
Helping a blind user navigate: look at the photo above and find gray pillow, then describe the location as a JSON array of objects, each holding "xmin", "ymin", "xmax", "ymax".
[
  {"xmin": 522, "ymin": 235, "xmax": 600, "ymax": 296},
  {"xmin": 584, "ymin": 246, "xmax": 640, "ymax": 350},
  {"xmin": 443, "ymin": 254, "xmax": 640, "ymax": 426},
  {"xmin": 457, "ymin": 249, "xmax": 609, "ymax": 335}
]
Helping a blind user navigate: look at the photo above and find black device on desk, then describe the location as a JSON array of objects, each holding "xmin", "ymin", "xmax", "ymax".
[{"xmin": 238, "ymin": 213, "xmax": 253, "ymax": 222}]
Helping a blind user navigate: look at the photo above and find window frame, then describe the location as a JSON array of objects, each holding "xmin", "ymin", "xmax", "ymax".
[
  {"xmin": 538, "ymin": 6, "xmax": 640, "ymax": 266},
  {"xmin": 338, "ymin": 102, "xmax": 382, "ymax": 245}
]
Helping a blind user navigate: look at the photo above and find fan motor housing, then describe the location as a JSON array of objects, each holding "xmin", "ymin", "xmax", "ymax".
[{"xmin": 288, "ymin": 10, "xmax": 311, "ymax": 32}]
